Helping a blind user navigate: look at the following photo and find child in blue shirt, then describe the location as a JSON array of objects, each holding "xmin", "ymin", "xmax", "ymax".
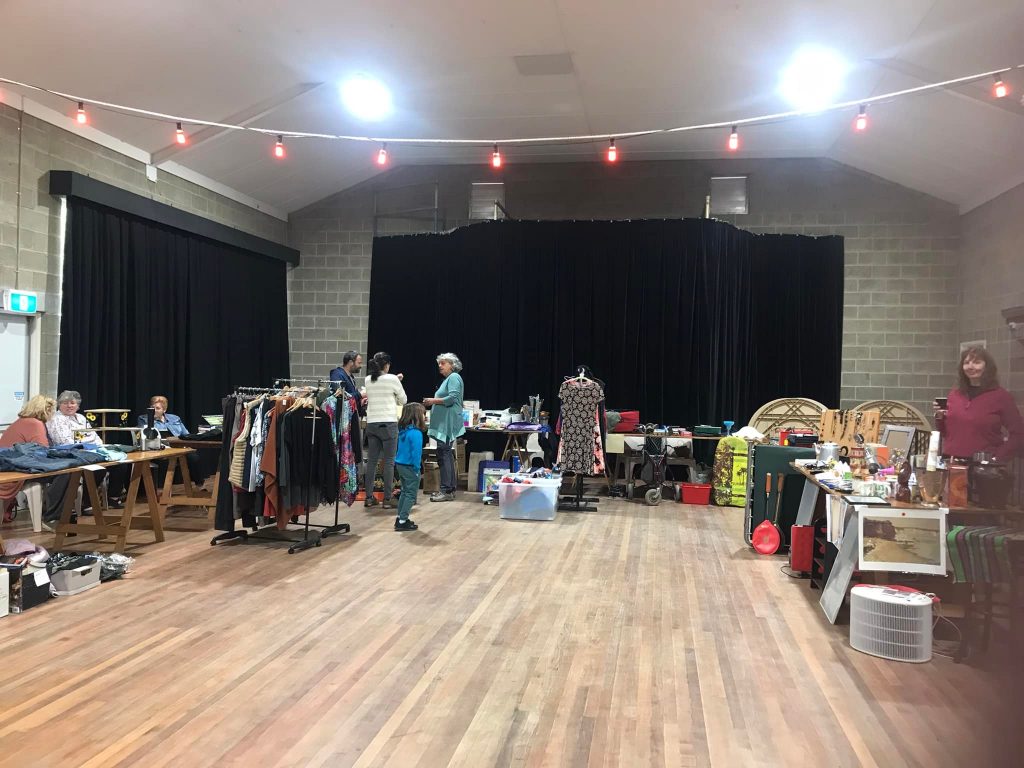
[{"xmin": 394, "ymin": 403, "xmax": 426, "ymax": 531}]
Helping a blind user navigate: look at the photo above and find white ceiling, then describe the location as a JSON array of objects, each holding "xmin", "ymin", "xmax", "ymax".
[{"xmin": 2, "ymin": 0, "xmax": 1022, "ymax": 214}]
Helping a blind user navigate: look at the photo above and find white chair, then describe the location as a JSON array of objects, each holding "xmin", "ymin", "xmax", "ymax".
[
  {"xmin": 19, "ymin": 479, "xmax": 91, "ymax": 533},
  {"xmin": 19, "ymin": 482, "xmax": 44, "ymax": 532}
]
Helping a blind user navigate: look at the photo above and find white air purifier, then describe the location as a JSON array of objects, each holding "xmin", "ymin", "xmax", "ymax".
[{"xmin": 849, "ymin": 584, "xmax": 934, "ymax": 663}]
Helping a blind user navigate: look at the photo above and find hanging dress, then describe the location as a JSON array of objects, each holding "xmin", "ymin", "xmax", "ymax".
[{"xmin": 556, "ymin": 378, "xmax": 606, "ymax": 474}]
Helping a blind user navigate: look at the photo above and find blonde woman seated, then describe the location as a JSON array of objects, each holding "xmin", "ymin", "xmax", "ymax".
[{"xmin": 1, "ymin": 395, "xmax": 62, "ymax": 522}]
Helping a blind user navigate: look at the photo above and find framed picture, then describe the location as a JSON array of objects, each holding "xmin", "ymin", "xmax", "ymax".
[
  {"xmin": 880, "ymin": 424, "xmax": 916, "ymax": 459},
  {"xmin": 858, "ymin": 506, "xmax": 947, "ymax": 575}
]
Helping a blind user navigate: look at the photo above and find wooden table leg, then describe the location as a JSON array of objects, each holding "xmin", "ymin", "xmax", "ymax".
[
  {"xmin": 83, "ymin": 469, "xmax": 109, "ymax": 541},
  {"xmin": 160, "ymin": 456, "xmax": 178, "ymax": 506},
  {"xmin": 141, "ymin": 461, "xmax": 165, "ymax": 543},
  {"xmin": 116, "ymin": 463, "xmax": 144, "ymax": 552},
  {"xmin": 53, "ymin": 470, "xmax": 81, "ymax": 549},
  {"xmin": 207, "ymin": 469, "xmax": 221, "ymax": 524},
  {"xmin": 179, "ymin": 455, "xmax": 196, "ymax": 496},
  {"xmin": 511, "ymin": 434, "xmax": 530, "ymax": 470}
]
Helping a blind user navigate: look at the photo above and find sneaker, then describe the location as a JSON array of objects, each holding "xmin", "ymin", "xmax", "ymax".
[
  {"xmin": 364, "ymin": 498, "xmax": 378, "ymax": 508},
  {"xmin": 394, "ymin": 518, "xmax": 418, "ymax": 531},
  {"xmin": 381, "ymin": 500, "xmax": 394, "ymax": 510},
  {"xmin": 430, "ymin": 492, "xmax": 455, "ymax": 503}
]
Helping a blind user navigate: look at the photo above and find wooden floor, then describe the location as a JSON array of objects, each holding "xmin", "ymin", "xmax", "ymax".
[{"xmin": 0, "ymin": 495, "xmax": 1016, "ymax": 767}]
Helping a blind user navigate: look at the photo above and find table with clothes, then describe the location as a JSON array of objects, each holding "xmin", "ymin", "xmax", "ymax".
[
  {"xmin": 0, "ymin": 442, "xmax": 131, "ymax": 528},
  {"xmin": 0, "ymin": 445, "xmax": 193, "ymax": 552}
]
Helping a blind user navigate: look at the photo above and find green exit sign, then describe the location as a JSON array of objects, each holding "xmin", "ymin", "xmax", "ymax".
[{"xmin": 2, "ymin": 289, "xmax": 38, "ymax": 314}]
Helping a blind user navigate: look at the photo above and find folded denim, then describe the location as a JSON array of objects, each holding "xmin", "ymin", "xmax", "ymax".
[{"xmin": 0, "ymin": 442, "xmax": 107, "ymax": 473}]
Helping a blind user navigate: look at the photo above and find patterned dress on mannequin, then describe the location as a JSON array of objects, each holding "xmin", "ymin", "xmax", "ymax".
[{"xmin": 556, "ymin": 378, "xmax": 606, "ymax": 474}]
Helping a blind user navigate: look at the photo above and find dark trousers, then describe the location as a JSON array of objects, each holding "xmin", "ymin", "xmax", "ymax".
[{"xmin": 436, "ymin": 438, "xmax": 456, "ymax": 494}]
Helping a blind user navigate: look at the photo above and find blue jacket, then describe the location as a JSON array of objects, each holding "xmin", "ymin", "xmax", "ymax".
[
  {"xmin": 395, "ymin": 426, "xmax": 424, "ymax": 470},
  {"xmin": 138, "ymin": 413, "xmax": 189, "ymax": 437}
]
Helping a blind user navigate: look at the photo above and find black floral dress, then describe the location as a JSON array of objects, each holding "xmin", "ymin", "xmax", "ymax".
[{"xmin": 556, "ymin": 379, "xmax": 606, "ymax": 474}]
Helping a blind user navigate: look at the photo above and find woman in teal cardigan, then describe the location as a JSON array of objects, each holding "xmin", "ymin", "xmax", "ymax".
[{"xmin": 422, "ymin": 352, "xmax": 464, "ymax": 501}]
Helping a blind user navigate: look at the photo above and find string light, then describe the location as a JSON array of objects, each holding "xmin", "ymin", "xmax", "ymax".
[
  {"xmin": 273, "ymin": 135, "xmax": 285, "ymax": 159},
  {"xmin": 376, "ymin": 143, "xmax": 388, "ymax": 166},
  {"xmin": 607, "ymin": 139, "xmax": 618, "ymax": 162},
  {"xmin": 0, "ymin": 64, "xmax": 1017, "ymax": 157},
  {"xmin": 854, "ymin": 105, "xmax": 868, "ymax": 132},
  {"xmin": 175, "ymin": 122, "xmax": 187, "ymax": 144}
]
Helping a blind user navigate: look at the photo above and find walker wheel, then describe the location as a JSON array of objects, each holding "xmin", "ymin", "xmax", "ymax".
[{"xmin": 645, "ymin": 488, "xmax": 662, "ymax": 506}]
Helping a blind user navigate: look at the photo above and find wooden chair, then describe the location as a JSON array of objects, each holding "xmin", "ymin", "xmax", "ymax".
[
  {"xmin": 852, "ymin": 399, "xmax": 933, "ymax": 456},
  {"xmin": 747, "ymin": 397, "xmax": 828, "ymax": 441}
]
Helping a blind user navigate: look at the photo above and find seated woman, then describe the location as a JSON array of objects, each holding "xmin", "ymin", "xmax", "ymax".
[
  {"xmin": 139, "ymin": 395, "xmax": 206, "ymax": 484},
  {"xmin": 48, "ymin": 390, "xmax": 130, "ymax": 509},
  {"xmin": 0, "ymin": 395, "xmax": 64, "ymax": 523}
]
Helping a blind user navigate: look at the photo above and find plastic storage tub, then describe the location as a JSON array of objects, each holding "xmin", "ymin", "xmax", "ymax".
[
  {"xmin": 51, "ymin": 562, "xmax": 101, "ymax": 597},
  {"xmin": 498, "ymin": 476, "xmax": 562, "ymax": 521},
  {"xmin": 680, "ymin": 483, "xmax": 712, "ymax": 505}
]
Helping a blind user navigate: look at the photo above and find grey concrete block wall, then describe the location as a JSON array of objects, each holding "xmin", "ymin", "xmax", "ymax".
[
  {"xmin": 0, "ymin": 102, "xmax": 287, "ymax": 395},
  {"xmin": 958, "ymin": 182, "xmax": 1024, "ymax": 407},
  {"xmin": 288, "ymin": 157, "xmax": 961, "ymax": 419}
]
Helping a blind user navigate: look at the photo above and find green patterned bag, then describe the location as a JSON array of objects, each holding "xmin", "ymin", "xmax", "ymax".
[{"xmin": 712, "ymin": 436, "xmax": 748, "ymax": 507}]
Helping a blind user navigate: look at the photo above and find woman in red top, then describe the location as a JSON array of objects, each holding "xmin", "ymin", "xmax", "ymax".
[
  {"xmin": 1, "ymin": 395, "xmax": 56, "ymax": 520},
  {"xmin": 935, "ymin": 346, "xmax": 1023, "ymax": 461}
]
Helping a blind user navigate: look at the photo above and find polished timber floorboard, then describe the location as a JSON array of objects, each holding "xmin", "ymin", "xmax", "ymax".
[{"xmin": 0, "ymin": 498, "xmax": 1014, "ymax": 767}]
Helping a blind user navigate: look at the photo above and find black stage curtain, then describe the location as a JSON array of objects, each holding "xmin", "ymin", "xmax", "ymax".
[
  {"xmin": 369, "ymin": 218, "xmax": 842, "ymax": 428},
  {"xmin": 58, "ymin": 198, "xmax": 289, "ymax": 433}
]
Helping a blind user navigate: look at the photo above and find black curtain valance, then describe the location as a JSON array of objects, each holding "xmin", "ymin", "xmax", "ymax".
[
  {"xmin": 368, "ymin": 218, "xmax": 843, "ymax": 428},
  {"xmin": 57, "ymin": 198, "xmax": 290, "ymax": 432}
]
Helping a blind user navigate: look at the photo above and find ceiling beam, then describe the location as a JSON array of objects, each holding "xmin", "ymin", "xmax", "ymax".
[{"xmin": 151, "ymin": 81, "xmax": 324, "ymax": 165}]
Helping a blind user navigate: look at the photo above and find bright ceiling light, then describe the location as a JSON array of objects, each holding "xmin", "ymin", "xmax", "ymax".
[
  {"xmin": 340, "ymin": 76, "xmax": 393, "ymax": 120},
  {"xmin": 778, "ymin": 45, "xmax": 848, "ymax": 112}
]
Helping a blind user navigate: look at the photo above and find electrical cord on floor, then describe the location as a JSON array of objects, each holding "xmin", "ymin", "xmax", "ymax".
[
  {"xmin": 780, "ymin": 565, "xmax": 805, "ymax": 579},
  {"xmin": 929, "ymin": 595, "xmax": 965, "ymax": 660}
]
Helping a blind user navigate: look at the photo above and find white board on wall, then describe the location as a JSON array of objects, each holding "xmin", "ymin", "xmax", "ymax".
[{"xmin": 0, "ymin": 314, "xmax": 30, "ymax": 428}]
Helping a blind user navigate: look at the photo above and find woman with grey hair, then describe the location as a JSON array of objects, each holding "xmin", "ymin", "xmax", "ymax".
[
  {"xmin": 423, "ymin": 353, "xmax": 464, "ymax": 501},
  {"xmin": 47, "ymin": 390, "xmax": 129, "ymax": 508},
  {"xmin": 47, "ymin": 390, "xmax": 101, "ymax": 447}
]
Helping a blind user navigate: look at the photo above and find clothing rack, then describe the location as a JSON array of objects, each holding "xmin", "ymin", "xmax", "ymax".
[{"xmin": 210, "ymin": 380, "xmax": 350, "ymax": 554}]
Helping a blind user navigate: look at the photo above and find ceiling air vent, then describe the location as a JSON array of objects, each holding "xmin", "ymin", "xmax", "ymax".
[
  {"xmin": 709, "ymin": 176, "xmax": 748, "ymax": 215},
  {"xmin": 469, "ymin": 182, "xmax": 506, "ymax": 221}
]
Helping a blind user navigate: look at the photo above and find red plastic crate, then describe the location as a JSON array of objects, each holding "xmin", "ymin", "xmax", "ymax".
[{"xmin": 680, "ymin": 483, "xmax": 712, "ymax": 505}]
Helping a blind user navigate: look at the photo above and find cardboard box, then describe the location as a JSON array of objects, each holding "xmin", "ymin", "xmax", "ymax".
[
  {"xmin": 2, "ymin": 563, "xmax": 51, "ymax": 613},
  {"xmin": 422, "ymin": 462, "xmax": 440, "ymax": 493}
]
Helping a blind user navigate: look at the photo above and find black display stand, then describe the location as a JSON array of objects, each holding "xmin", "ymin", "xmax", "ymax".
[{"xmin": 558, "ymin": 474, "xmax": 599, "ymax": 512}]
